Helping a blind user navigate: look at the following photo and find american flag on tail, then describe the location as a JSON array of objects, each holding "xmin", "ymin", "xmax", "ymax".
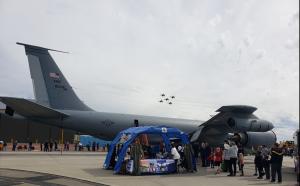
[{"xmin": 49, "ymin": 72, "xmax": 60, "ymax": 79}]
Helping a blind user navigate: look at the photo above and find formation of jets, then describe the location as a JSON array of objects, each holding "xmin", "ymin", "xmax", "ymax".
[{"xmin": 159, "ymin": 93, "xmax": 175, "ymax": 105}]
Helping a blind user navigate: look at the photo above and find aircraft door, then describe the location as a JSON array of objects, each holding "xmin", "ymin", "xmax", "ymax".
[{"xmin": 134, "ymin": 119, "xmax": 139, "ymax": 127}]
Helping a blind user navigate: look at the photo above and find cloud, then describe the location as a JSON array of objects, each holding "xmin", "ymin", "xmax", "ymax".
[
  {"xmin": 274, "ymin": 117, "xmax": 299, "ymax": 129},
  {"xmin": 243, "ymin": 36, "xmax": 252, "ymax": 47},
  {"xmin": 209, "ymin": 14, "xmax": 222, "ymax": 27},
  {"xmin": 285, "ymin": 38, "xmax": 299, "ymax": 49},
  {"xmin": 0, "ymin": 0, "xmax": 298, "ymax": 140},
  {"xmin": 255, "ymin": 50, "xmax": 266, "ymax": 60},
  {"xmin": 288, "ymin": 11, "xmax": 299, "ymax": 27}
]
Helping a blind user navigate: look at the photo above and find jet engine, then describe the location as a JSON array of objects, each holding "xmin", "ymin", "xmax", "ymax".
[
  {"xmin": 230, "ymin": 131, "xmax": 276, "ymax": 148},
  {"xmin": 227, "ymin": 117, "xmax": 274, "ymax": 132}
]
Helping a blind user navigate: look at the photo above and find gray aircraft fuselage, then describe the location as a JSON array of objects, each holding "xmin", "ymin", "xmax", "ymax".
[{"xmin": 31, "ymin": 110, "xmax": 202, "ymax": 140}]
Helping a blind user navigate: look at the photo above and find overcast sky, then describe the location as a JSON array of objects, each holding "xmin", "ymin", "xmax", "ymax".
[{"xmin": 0, "ymin": 0, "xmax": 298, "ymax": 141}]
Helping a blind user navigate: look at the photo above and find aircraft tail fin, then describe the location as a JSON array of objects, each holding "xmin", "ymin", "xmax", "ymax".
[{"xmin": 17, "ymin": 42, "xmax": 92, "ymax": 111}]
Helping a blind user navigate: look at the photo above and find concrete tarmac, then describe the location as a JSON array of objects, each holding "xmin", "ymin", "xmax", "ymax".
[{"xmin": 0, "ymin": 152, "xmax": 297, "ymax": 186}]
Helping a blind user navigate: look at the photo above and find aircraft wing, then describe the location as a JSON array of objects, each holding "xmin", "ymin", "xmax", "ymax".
[
  {"xmin": 201, "ymin": 105, "xmax": 257, "ymax": 127},
  {"xmin": 0, "ymin": 97, "xmax": 69, "ymax": 118},
  {"xmin": 190, "ymin": 105, "xmax": 258, "ymax": 142}
]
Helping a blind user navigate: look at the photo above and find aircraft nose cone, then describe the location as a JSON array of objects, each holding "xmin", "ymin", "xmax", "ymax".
[{"xmin": 268, "ymin": 121, "xmax": 274, "ymax": 130}]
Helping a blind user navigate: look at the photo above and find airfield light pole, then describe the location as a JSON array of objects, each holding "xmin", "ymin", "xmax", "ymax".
[
  {"xmin": 60, "ymin": 116, "xmax": 64, "ymax": 155},
  {"xmin": 60, "ymin": 128, "xmax": 64, "ymax": 155}
]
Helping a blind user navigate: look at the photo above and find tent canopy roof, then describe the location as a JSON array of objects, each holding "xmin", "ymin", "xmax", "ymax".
[{"xmin": 118, "ymin": 126, "xmax": 186, "ymax": 135}]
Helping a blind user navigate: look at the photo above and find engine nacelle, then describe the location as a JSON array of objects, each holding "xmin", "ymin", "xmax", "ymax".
[
  {"xmin": 227, "ymin": 117, "xmax": 274, "ymax": 132},
  {"xmin": 231, "ymin": 131, "xmax": 276, "ymax": 148}
]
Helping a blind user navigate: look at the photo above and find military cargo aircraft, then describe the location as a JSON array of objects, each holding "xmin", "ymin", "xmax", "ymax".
[{"xmin": 0, "ymin": 43, "xmax": 276, "ymax": 147}]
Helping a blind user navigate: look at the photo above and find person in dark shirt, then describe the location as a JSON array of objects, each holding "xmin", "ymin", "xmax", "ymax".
[
  {"xmin": 192, "ymin": 142, "xmax": 199, "ymax": 163},
  {"xmin": 54, "ymin": 141, "xmax": 58, "ymax": 151},
  {"xmin": 49, "ymin": 141, "xmax": 53, "ymax": 152},
  {"xmin": 204, "ymin": 142, "xmax": 211, "ymax": 167},
  {"xmin": 261, "ymin": 145, "xmax": 271, "ymax": 180},
  {"xmin": 270, "ymin": 143, "xmax": 283, "ymax": 183},
  {"xmin": 28, "ymin": 141, "xmax": 33, "ymax": 151},
  {"xmin": 200, "ymin": 142, "xmax": 206, "ymax": 167},
  {"xmin": 92, "ymin": 141, "xmax": 96, "ymax": 152},
  {"xmin": 237, "ymin": 143, "xmax": 244, "ymax": 171},
  {"xmin": 254, "ymin": 150, "xmax": 264, "ymax": 179},
  {"xmin": 130, "ymin": 139, "xmax": 144, "ymax": 175},
  {"xmin": 44, "ymin": 141, "xmax": 49, "ymax": 152}
]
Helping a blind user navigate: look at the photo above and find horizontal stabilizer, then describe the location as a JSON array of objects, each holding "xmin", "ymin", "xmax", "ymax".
[
  {"xmin": 16, "ymin": 42, "xmax": 69, "ymax": 53},
  {"xmin": 0, "ymin": 97, "xmax": 69, "ymax": 118}
]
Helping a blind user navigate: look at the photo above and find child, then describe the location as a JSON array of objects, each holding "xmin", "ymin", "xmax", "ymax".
[
  {"xmin": 208, "ymin": 151, "xmax": 215, "ymax": 168},
  {"xmin": 238, "ymin": 153, "xmax": 244, "ymax": 176},
  {"xmin": 214, "ymin": 147, "xmax": 223, "ymax": 174}
]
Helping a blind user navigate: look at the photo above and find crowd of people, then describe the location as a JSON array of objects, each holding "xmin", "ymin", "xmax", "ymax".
[
  {"xmin": 188, "ymin": 140, "xmax": 285, "ymax": 183},
  {"xmin": 253, "ymin": 143, "xmax": 284, "ymax": 183},
  {"xmin": 0, "ymin": 138, "xmax": 294, "ymax": 183},
  {"xmin": 0, "ymin": 140, "xmax": 110, "ymax": 152}
]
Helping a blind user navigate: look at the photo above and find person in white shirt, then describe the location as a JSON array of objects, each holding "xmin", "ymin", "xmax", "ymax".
[
  {"xmin": 228, "ymin": 142, "xmax": 238, "ymax": 176},
  {"xmin": 171, "ymin": 143, "xmax": 181, "ymax": 173},
  {"xmin": 223, "ymin": 140, "xmax": 231, "ymax": 173}
]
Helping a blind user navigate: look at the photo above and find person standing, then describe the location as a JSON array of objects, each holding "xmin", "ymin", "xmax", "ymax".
[
  {"xmin": 238, "ymin": 153, "xmax": 244, "ymax": 176},
  {"xmin": 231, "ymin": 142, "xmax": 238, "ymax": 176},
  {"xmin": 208, "ymin": 150, "xmax": 215, "ymax": 168},
  {"xmin": 96, "ymin": 143, "xmax": 99, "ymax": 151},
  {"xmin": 255, "ymin": 150, "xmax": 264, "ymax": 179},
  {"xmin": 54, "ymin": 141, "xmax": 58, "ymax": 151},
  {"xmin": 86, "ymin": 143, "xmax": 90, "ymax": 151},
  {"xmin": 177, "ymin": 144, "xmax": 184, "ymax": 159},
  {"xmin": 223, "ymin": 140, "xmax": 231, "ymax": 173},
  {"xmin": 44, "ymin": 141, "xmax": 49, "ymax": 152},
  {"xmin": 192, "ymin": 142, "xmax": 199, "ymax": 163},
  {"xmin": 171, "ymin": 142, "xmax": 181, "ymax": 173},
  {"xmin": 49, "ymin": 141, "xmax": 53, "ymax": 152},
  {"xmin": 66, "ymin": 141, "xmax": 70, "ymax": 151},
  {"xmin": 204, "ymin": 142, "xmax": 211, "ymax": 167},
  {"xmin": 270, "ymin": 143, "xmax": 283, "ymax": 183},
  {"xmin": 130, "ymin": 139, "xmax": 144, "ymax": 175},
  {"xmin": 228, "ymin": 142, "xmax": 238, "ymax": 176},
  {"xmin": 3, "ymin": 141, "xmax": 7, "ymax": 151},
  {"xmin": 214, "ymin": 147, "xmax": 223, "ymax": 174},
  {"xmin": 74, "ymin": 142, "xmax": 78, "ymax": 151},
  {"xmin": 237, "ymin": 143, "xmax": 244, "ymax": 171},
  {"xmin": 261, "ymin": 145, "xmax": 270, "ymax": 180},
  {"xmin": 200, "ymin": 142, "xmax": 206, "ymax": 167},
  {"xmin": 28, "ymin": 141, "xmax": 33, "ymax": 151},
  {"xmin": 92, "ymin": 141, "xmax": 96, "ymax": 152},
  {"xmin": 12, "ymin": 140, "xmax": 17, "ymax": 151},
  {"xmin": 106, "ymin": 143, "xmax": 110, "ymax": 152}
]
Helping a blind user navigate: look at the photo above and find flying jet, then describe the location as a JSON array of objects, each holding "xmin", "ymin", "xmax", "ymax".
[
  {"xmin": 168, "ymin": 102, "xmax": 173, "ymax": 105},
  {"xmin": 171, "ymin": 96, "xmax": 175, "ymax": 99},
  {"xmin": 0, "ymin": 43, "xmax": 276, "ymax": 147},
  {"xmin": 159, "ymin": 100, "xmax": 163, "ymax": 103},
  {"xmin": 165, "ymin": 98, "xmax": 169, "ymax": 101},
  {"xmin": 161, "ymin": 94, "xmax": 165, "ymax": 97}
]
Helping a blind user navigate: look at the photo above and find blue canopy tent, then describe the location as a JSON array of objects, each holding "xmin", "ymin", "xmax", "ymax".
[{"xmin": 103, "ymin": 126, "xmax": 191, "ymax": 174}]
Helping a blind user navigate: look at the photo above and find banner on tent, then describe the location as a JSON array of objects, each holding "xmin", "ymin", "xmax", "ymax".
[{"xmin": 126, "ymin": 159, "xmax": 176, "ymax": 174}]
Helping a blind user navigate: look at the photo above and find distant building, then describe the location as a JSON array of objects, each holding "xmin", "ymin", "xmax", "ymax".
[{"xmin": 80, "ymin": 135, "xmax": 111, "ymax": 146}]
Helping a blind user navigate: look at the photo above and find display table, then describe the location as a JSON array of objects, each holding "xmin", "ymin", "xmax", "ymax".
[{"xmin": 126, "ymin": 159, "xmax": 176, "ymax": 174}]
